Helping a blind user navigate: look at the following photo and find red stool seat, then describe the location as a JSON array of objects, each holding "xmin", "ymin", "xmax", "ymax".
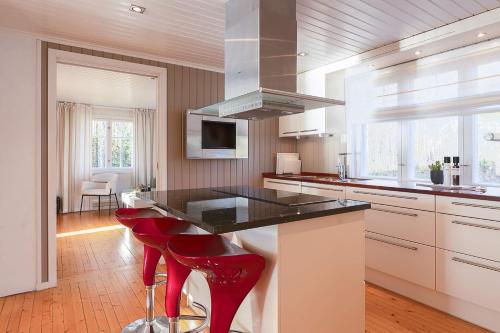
[
  {"xmin": 168, "ymin": 234, "xmax": 266, "ymax": 333},
  {"xmin": 115, "ymin": 207, "xmax": 165, "ymax": 228}
]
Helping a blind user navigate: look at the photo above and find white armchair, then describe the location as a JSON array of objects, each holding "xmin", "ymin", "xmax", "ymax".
[{"xmin": 80, "ymin": 173, "xmax": 120, "ymax": 214}]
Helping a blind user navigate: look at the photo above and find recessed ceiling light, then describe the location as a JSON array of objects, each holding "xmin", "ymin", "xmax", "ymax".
[
  {"xmin": 477, "ymin": 32, "xmax": 487, "ymax": 38},
  {"xmin": 415, "ymin": 50, "xmax": 422, "ymax": 56},
  {"xmin": 130, "ymin": 4, "xmax": 146, "ymax": 13},
  {"xmin": 297, "ymin": 52, "xmax": 308, "ymax": 57}
]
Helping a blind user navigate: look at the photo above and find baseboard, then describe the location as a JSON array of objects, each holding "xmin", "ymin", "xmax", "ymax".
[{"xmin": 367, "ymin": 268, "xmax": 500, "ymax": 332}]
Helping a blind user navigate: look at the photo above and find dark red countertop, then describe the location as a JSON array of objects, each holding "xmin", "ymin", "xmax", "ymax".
[{"xmin": 262, "ymin": 172, "xmax": 500, "ymax": 202}]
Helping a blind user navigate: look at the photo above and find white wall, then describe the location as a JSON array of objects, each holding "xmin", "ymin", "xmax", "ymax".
[{"xmin": 0, "ymin": 30, "xmax": 38, "ymax": 296}]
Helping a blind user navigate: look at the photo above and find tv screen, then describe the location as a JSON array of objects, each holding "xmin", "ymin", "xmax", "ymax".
[{"xmin": 202, "ymin": 121, "xmax": 236, "ymax": 149}]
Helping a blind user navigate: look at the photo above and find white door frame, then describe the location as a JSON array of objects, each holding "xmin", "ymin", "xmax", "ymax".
[{"xmin": 42, "ymin": 49, "xmax": 167, "ymax": 289}]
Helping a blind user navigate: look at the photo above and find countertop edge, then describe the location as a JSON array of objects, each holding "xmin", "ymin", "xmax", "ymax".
[{"xmin": 262, "ymin": 173, "xmax": 500, "ymax": 202}]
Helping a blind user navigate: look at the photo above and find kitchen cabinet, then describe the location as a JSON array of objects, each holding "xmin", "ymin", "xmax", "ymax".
[
  {"xmin": 366, "ymin": 231, "xmax": 435, "ymax": 290},
  {"xmin": 437, "ymin": 248, "xmax": 500, "ymax": 312},
  {"xmin": 279, "ymin": 108, "xmax": 345, "ymax": 137},
  {"xmin": 366, "ymin": 203, "xmax": 435, "ymax": 246},
  {"xmin": 436, "ymin": 195, "xmax": 500, "ymax": 221},
  {"xmin": 437, "ymin": 213, "xmax": 500, "ymax": 263},
  {"xmin": 263, "ymin": 178, "xmax": 301, "ymax": 193},
  {"xmin": 278, "ymin": 113, "xmax": 303, "ymax": 137},
  {"xmin": 279, "ymin": 69, "xmax": 345, "ymax": 138},
  {"xmin": 300, "ymin": 182, "xmax": 345, "ymax": 200},
  {"xmin": 346, "ymin": 187, "xmax": 435, "ymax": 212}
]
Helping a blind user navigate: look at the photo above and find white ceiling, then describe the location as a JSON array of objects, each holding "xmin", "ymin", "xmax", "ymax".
[
  {"xmin": 57, "ymin": 64, "xmax": 157, "ymax": 109},
  {"xmin": 1, "ymin": 0, "xmax": 499, "ymax": 73}
]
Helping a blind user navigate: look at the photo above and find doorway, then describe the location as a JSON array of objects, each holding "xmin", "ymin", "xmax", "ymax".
[{"xmin": 42, "ymin": 49, "xmax": 167, "ymax": 288}]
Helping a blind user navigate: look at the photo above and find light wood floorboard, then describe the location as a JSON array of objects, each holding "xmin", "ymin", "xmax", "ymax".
[{"xmin": 0, "ymin": 211, "xmax": 491, "ymax": 332}]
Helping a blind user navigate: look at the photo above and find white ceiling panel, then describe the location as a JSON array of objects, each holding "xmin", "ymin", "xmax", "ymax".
[
  {"xmin": 0, "ymin": 0, "xmax": 499, "ymax": 73},
  {"xmin": 57, "ymin": 64, "xmax": 157, "ymax": 109}
]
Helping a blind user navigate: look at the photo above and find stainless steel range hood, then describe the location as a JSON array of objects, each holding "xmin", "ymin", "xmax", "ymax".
[{"xmin": 191, "ymin": 0, "xmax": 345, "ymax": 120}]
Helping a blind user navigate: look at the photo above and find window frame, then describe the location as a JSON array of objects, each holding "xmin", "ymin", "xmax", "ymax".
[
  {"xmin": 357, "ymin": 114, "xmax": 500, "ymax": 187},
  {"xmin": 91, "ymin": 116, "xmax": 134, "ymax": 172}
]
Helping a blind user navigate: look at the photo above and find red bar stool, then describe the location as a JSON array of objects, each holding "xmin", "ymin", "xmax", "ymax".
[
  {"xmin": 132, "ymin": 218, "xmax": 209, "ymax": 333},
  {"xmin": 115, "ymin": 208, "xmax": 173, "ymax": 332},
  {"xmin": 167, "ymin": 234, "xmax": 266, "ymax": 333}
]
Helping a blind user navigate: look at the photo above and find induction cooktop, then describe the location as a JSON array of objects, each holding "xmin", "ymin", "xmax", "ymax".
[{"xmin": 212, "ymin": 186, "xmax": 337, "ymax": 207}]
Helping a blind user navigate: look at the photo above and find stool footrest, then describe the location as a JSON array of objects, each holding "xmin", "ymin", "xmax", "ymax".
[
  {"xmin": 177, "ymin": 301, "xmax": 210, "ymax": 333},
  {"xmin": 154, "ymin": 279, "xmax": 167, "ymax": 286}
]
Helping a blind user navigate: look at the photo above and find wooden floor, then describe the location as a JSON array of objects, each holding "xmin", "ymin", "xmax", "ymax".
[{"xmin": 0, "ymin": 211, "xmax": 491, "ymax": 333}]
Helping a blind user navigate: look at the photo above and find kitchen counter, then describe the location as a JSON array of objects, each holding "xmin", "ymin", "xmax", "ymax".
[
  {"xmin": 138, "ymin": 186, "xmax": 370, "ymax": 234},
  {"xmin": 263, "ymin": 172, "xmax": 500, "ymax": 202},
  {"xmin": 138, "ymin": 186, "xmax": 368, "ymax": 332}
]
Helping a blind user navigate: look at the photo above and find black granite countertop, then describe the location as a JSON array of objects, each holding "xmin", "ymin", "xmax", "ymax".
[{"xmin": 138, "ymin": 186, "xmax": 370, "ymax": 234}]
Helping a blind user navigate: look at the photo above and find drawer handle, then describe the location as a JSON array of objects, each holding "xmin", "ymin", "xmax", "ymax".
[
  {"xmin": 300, "ymin": 129, "xmax": 319, "ymax": 133},
  {"xmin": 353, "ymin": 190, "xmax": 418, "ymax": 200},
  {"xmin": 365, "ymin": 235, "xmax": 418, "ymax": 251},
  {"xmin": 451, "ymin": 220, "xmax": 500, "ymax": 232},
  {"xmin": 452, "ymin": 257, "xmax": 500, "ymax": 273},
  {"xmin": 371, "ymin": 207, "xmax": 418, "ymax": 217},
  {"xmin": 451, "ymin": 201, "xmax": 500, "ymax": 210},
  {"xmin": 267, "ymin": 180, "xmax": 299, "ymax": 186},
  {"xmin": 302, "ymin": 184, "xmax": 343, "ymax": 192},
  {"xmin": 282, "ymin": 131, "xmax": 299, "ymax": 134}
]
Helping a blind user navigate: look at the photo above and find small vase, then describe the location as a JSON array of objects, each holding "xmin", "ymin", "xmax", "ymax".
[{"xmin": 430, "ymin": 170, "xmax": 444, "ymax": 185}]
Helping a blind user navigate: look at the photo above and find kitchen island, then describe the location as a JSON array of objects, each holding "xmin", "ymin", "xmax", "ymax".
[{"xmin": 140, "ymin": 186, "xmax": 370, "ymax": 333}]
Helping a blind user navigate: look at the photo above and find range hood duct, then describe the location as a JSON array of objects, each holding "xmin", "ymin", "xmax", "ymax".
[{"xmin": 191, "ymin": 0, "xmax": 345, "ymax": 120}]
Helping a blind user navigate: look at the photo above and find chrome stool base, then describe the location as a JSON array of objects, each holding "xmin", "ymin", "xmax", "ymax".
[{"xmin": 121, "ymin": 316, "xmax": 170, "ymax": 333}]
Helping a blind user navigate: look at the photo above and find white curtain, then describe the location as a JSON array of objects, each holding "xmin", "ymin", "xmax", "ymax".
[
  {"xmin": 133, "ymin": 108, "xmax": 156, "ymax": 188},
  {"xmin": 345, "ymin": 40, "xmax": 500, "ymax": 123},
  {"xmin": 56, "ymin": 101, "xmax": 93, "ymax": 213}
]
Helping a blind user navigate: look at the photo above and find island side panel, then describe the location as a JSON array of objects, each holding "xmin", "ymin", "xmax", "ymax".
[
  {"xmin": 232, "ymin": 226, "xmax": 279, "ymax": 333},
  {"xmin": 278, "ymin": 211, "xmax": 365, "ymax": 333}
]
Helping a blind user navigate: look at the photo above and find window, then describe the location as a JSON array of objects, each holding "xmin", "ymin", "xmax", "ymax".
[
  {"xmin": 362, "ymin": 121, "xmax": 399, "ymax": 178},
  {"xmin": 92, "ymin": 119, "xmax": 133, "ymax": 169},
  {"xmin": 409, "ymin": 116, "xmax": 459, "ymax": 180},
  {"xmin": 92, "ymin": 120, "xmax": 107, "ymax": 168},
  {"xmin": 474, "ymin": 112, "xmax": 500, "ymax": 184}
]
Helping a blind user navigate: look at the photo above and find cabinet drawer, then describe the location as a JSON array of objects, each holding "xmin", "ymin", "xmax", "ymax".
[
  {"xmin": 436, "ymin": 196, "xmax": 500, "ymax": 221},
  {"xmin": 366, "ymin": 204, "xmax": 435, "ymax": 246},
  {"xmin": 436, "ymin": 213, "xmax": 500, "ymax": 262},
  {"xmin": 263, "ymin": 178, "xmax": 301, "ymax": 193},
  {"xmin": 366, "ymin": 232, "xmax": 435, "ymax": 289},
  {"xmin": 437, "ymin": 249, "xmax": 500, "ymax": 312},
  {"xmin": 346, "ymin": 187, "xmax": 434, "ymax": 211},
  {"xmin": 301, "ymin": 182, "xmax": 345, "ymax": 200}
]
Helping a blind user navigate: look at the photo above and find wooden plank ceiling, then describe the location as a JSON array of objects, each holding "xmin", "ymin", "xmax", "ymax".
[{"xmin": 1, "ymin": 0, "xmax": 499, "ymax": 73}]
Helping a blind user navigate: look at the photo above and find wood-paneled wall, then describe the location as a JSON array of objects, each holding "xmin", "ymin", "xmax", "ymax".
[{"xmin": 45, "ymin": 42, "xmax": 296, "ymax": 190}]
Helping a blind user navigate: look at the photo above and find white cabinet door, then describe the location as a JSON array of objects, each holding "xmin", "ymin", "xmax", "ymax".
[
  {"xmin": 366, "ymin": 232, "xmax": 435, "ymax": 289},
  {"xmin": 279, "ymin": 113, "xmax": 303, "ymax": 137},
  {"xmin": 436, "ymin": 213, "xmax": 500, "ymax": 263},
  {"xmin": 263, "ymin": 178, "xmax": 301, "ymax": 193},
  {"xmin": 302, "ymin": 109, "xmax": 325, "ymax": 135},
  {"xmin": 300, "ymin": 182, "xmax": 345, "ymax": 200},
  {"xmin": 436, "ymin": 196, "xmax": 500, "ymax": 222},
  {"xmin": 346, "ymin": 187, "xmax": 435, "ymax": 211},
  {"xmin": 366, "ymin": 203, "xmax": 435, "ymax": 246},
  {"xmin": 437, "ymin": 248, "xmax": 500, "ymax": 312}
]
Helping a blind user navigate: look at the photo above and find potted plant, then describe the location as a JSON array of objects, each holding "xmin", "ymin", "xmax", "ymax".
[{"xmin": 428, "ymin": 161, "xmax": 444, "ymax": 184}]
